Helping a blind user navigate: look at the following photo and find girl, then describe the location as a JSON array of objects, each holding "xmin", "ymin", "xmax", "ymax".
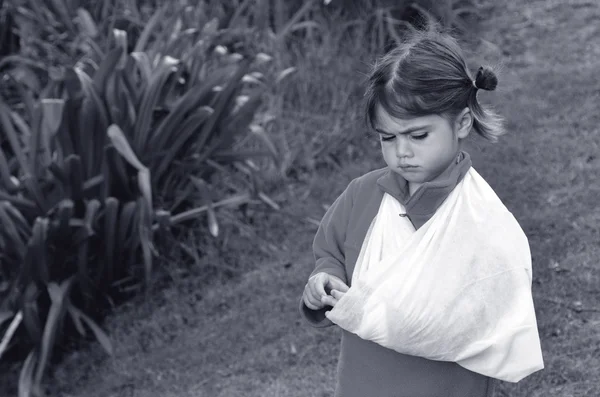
[{"xmin": 300, "ymin": 26, "xmax": 544, "ymax": 397}]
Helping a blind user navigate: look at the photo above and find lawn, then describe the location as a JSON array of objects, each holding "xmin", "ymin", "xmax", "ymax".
[{"xmin": 3, "ymin": 0, "xmax": 600, "ymax": 396}]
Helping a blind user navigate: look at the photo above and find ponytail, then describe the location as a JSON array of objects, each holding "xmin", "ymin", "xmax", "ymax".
[{"xmin": 468, "ymin": 66, "xmax": 505, "ymax": 143}]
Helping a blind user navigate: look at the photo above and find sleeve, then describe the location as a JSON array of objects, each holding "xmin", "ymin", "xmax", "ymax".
[{"xmin": 299, "ymin": 179, "xmax": 355, "ymax": 328}]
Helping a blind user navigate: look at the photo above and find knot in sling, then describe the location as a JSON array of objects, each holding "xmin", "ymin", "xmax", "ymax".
[{"xmin": 326, "ymin": 168, "xmax": 544, "ymax": 382}]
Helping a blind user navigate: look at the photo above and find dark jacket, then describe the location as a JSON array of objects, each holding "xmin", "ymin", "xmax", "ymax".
[{"xmin": 299, "ymin": 151, "xmax": 496, "ymax": 397}]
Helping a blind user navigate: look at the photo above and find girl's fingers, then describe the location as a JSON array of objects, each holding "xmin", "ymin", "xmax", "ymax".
[
  {"xmin": 310, "ymin": 273, "xmax": 327, "ymax": 298},
  {"xmin": 303, "ymin": 285, "xmax": 323, "ymax": 310},
  {"xmin": 330, "ymin": 289, "xmax": 345, "ymax": 300},
  {"xmin": 321, "ymin": 295, "xmax": 337, "ymax": 307},
  {"xmin": 304, "ymin": 298, "xmax": 321, "ymax": 310},
  {"xmin": 328, "ymin": 277, "xmax": 350, "ymax": 293}
]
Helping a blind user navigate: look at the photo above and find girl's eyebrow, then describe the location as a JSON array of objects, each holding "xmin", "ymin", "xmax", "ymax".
[{"xmin": 375, "ymin": 126, "xmax": 429, "ymax": 135}]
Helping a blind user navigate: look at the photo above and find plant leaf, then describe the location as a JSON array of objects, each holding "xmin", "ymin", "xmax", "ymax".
[
  {"xmin": 93, "ymin": 47, "xmax": 123, "ymax": 99},
  {"xmin": 0, "ymin": 311, "xmax": 22, "ymax": 360},
  {"xmin": 103, "ymin": 197, "xmax": 119, "ymax": 283},
  {"xmin": 68, "ymin": 304, "xmax": 113, "ymax": 355},
  {"xmin": 153, "ymin": 106, "xmax": 214, "ymax": 183},
  {"xmin": 107, "ymin": 124, "xmax": 152, "ymax": 211},
  {"xmin": 0, "ymin": 100, "xmax": 30, "ymax": 176},
  {"xmin": 116, "ymin": 201, "xmax": 139, "ymax": 263},
  {"xmin": 30, "ymin": 217, "xmax": 50, "ymax": 284},
  {"xmin": 0, "ymin": 202, "xmax": 27, "ymax": 258},
  {"xmin": 137, "ymin": 196, "xmax": 153, "ymax": 295},
  {"xmin": 40, "ymin": 98, "xmax": 65, "ymax": 137},
  {"xmin": 18, "ymin": 349, "xmax": 37, "ymax": 397},
  {"xmin": 34, "ymin": 277, "xmax": 74, "ymax": 386},
  {"xmin": 76, "ymin": 7, "xmax": 98, "ymax": 37},
  {"xmin": 167, "ymin": 193, "xmax": 251, "ymax": 227},
  {"xmin": 189, "ymin": 176, "xmax": 219, "ymax": 237},
  {"xmin": 133, "ymin": 4, "xmax": 167, "ymax": 53},
  {"xmin": 0, "ymin": 146, "xmax": 18, "ymax": 192}
]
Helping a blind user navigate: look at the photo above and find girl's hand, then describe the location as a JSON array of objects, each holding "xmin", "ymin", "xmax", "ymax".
[
  {"xmin": 321, "ymin": 288, "xmax": 345, "ymax": 307},
  {"xmin": 303, "ymin": 272, "xmax": 349, "ymax": 310}
]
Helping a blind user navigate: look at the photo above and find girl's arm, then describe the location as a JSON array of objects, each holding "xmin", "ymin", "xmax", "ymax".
[{"xmin": 299, "ymin": 180, "xmax": 355, "ymax": 327}]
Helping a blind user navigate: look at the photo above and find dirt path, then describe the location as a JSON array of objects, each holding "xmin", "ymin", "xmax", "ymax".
[{"xmin": 48, "ymin": 1, "xmax": 600, "ymax": 396}]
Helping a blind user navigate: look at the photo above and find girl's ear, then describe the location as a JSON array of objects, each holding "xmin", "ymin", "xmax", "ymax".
[{"xmin": 455, "ymin": 107, "xmax": 473, "ymax": 139}]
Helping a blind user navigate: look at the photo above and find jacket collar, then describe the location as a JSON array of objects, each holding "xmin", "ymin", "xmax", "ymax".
[{"xmin": 376, "ymin": 151, "xmax": 472, "ymax": 216}]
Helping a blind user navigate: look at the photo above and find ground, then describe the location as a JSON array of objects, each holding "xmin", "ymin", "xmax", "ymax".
[{"xmin": 4, "ymin": 0, "xmax": 600, "ymax": 396}]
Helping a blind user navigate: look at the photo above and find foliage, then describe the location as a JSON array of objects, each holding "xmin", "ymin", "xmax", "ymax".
[{"xmin": 0, "ymin": 2, "xmax": 290, "ymax": 395}]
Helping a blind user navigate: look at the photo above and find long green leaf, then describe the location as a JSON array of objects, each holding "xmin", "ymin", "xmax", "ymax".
[
  {"xmin": 77, "ymin": 199, "xmax": 100, "ymax": 300},
  {"xmin": 153, "ymin": 107, "xmax": 214, "ymax": 183},
  {"xmin": 21, "ymin": 175, "xmax": 47, "ymax": 213},
  {"xmin": 18, "ymin": 349, "xmax": 37, "ymax": 397},
  {"xmin": 116, "ymin": 201, "xmax": 138, "ymax": 263},
  {"xmin": 67, "ymin": 304, "xmax": 113, "ymax": 355},
  {"xmin": 211, "ymin": 149, "xmax": 273, "ymax": 162},
  {"xmin": 104, "ymin": 197, "xmax": 119, "ymax": 284},
  {"xmin": 0, "ymin": 311, "xmax": 22, "ymax": 360},
  {"xmin": 28, "ymin": 103, "xmax": 45, "ymax": 178},
  {"xmin": 56, "ymin": 199, "xmax": 74, "ymax": 239},
  {"xmin": 197, "ymin": 88, "xmax": 264, "ymax": 165},
  {"xmin": 0, "ymin": 202, "xmax": 27, "ymax": 258},
  {"xmin": 195, "ymin": 61, "xmax": 250, "ymax": 156},
  {"xmin": 107, "ymin": 125, "xmax": 145, "ymax": 170},
  {"xmin": 133, "ymin": 4, "xmax": 167, "ymax": 53},
  {"xmin": 41, "ymin": 98, "xmax": 65, "ymax": 137},
  {"xmin": 130, "ymin": 52, "xmax": 152, "ymax": 84},
  {"xmin": 120, "ymin": 57, "xmax": 143, "ymax": 114},
  {"xmin": 92, "ymin": 47, "xmax": 123, "ymax": 99},
  {"xmin": 113, "ymin": 68, "xmax": 138, "ymax": 130},
  {"xmin": 166, "ymin": 193, "xmax": 252, "ymax": 228},
  {"xmin": 76, "ymin": 7, "xmax": 98, "ymax": 38},
  {"xmin": 31, "ymin": 217, "xmax": 50, "ymax": 284},
  {"xmin": 67, "ymin": 304, "xmax": 86, "ymax": 336},
  {"xmin": 47, "ymin": 0, "xmax": 75, "ymax": 31},
  {"xmin": 75, "ymin": 69, "xmax": 110, "ymax": 176},
  {"xmin": 133, "ymin": 57, "xmax": 180, "ymax": 153},
  {"xmin": 0, "ymin": 100, "xmax": 30, "ymax": 176},
  {"xmin": 276, "ymin": 0, "xmax": 318, "ymax": 40},
  {"xmin": 250, "ymin": 124, "xmax": 278, "ymax": 160},
  {"xmin": 148, "ymin": 71, "xmax": 223, "ymax": 151},
  {"xmin": 137, "ymin": 196, "xmax": 153, "ymax": 295},
  {"xmin": 21, "ymin": 283, "xmax": 42, "ymax": 344},
  {"xmin": 49, "ymin": 161, "xmax": 68, "ymax": 189},
  {"xmin": 189, "ymin": 176, "xmax": 219, "ymax": 237},
  {"xmin": 65, "ymin": 155, "xmax": 84, "ymax": 202},
  {"xmin": 34, "ymin": 278, "xmax": 74, "ymax": 388},
  {"xmin": 0, "ymin": 191, "xmax": 37, "ymax": 213},
  {"xmin": 0, "ymin": 146, "xmax": 18, "ymax": 191},
  {"xmin": 2, "ymin": 201, "xmax": 32, "ymax": 235},
  {"xmin": 107, "ymin": 125, "xmax": 152, "ymax": 211},
  {"xmin": 0, "ymin": 54, "xmax": 47, "ymax": 74}
]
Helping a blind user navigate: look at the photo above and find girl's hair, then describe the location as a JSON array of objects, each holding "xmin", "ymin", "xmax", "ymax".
[{"xmin": 364, "ymin": 26, "xmax": 505, "ymax": 142}]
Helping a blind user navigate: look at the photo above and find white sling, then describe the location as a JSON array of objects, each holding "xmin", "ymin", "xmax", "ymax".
[{"xmin": 326, "ymin": 168, "xmax": 544, "ymax": 382}]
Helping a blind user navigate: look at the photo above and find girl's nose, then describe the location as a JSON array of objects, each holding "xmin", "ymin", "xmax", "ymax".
[{"xmin": 395, "ymin": 136, "xmax": 413, "ymax": 158}]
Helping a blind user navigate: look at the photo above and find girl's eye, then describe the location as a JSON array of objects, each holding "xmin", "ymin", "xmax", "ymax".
[
  {"xmin": 411, "ymin": 133, "xmax": 428, "ymax": 141},
  {"xmin": 380, "ymin": 135, "xmax": 395, "ymax": 142}
]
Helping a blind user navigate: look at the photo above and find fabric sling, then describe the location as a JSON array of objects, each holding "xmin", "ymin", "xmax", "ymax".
[{"xmin": 325, "ymin": 168, "xmax": 544, "ymax": 382}]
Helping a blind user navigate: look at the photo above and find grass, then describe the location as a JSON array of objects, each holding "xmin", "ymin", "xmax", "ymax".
[{"xmin": 2, "ymin": 0, "xmax": 600, "ymax": 396}]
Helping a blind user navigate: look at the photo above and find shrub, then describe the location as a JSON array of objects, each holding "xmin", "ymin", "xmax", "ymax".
[{"xmin": 0, "ymin": 3, "xmax": 285, "ymax": 395}]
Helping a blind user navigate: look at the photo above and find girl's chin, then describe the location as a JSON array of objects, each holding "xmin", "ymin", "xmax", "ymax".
[{"xmin": 391, "ymin": 168, "xmax": 430, "ymax": 182}]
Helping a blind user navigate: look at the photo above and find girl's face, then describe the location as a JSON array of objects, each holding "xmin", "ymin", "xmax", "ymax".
[{"xmin": 374, "ymin": 105, "xmax": 472, "ymax": 192}]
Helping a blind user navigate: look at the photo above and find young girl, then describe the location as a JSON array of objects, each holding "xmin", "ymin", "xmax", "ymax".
[{"xmin": 300, "ymin": 26, "xmax": 544, "ymax": 397}]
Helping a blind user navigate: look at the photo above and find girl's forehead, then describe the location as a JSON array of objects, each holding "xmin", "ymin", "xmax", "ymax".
[{"xmin": 374, "ymin": 105, "xmax": 441, "ymax": 131}]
